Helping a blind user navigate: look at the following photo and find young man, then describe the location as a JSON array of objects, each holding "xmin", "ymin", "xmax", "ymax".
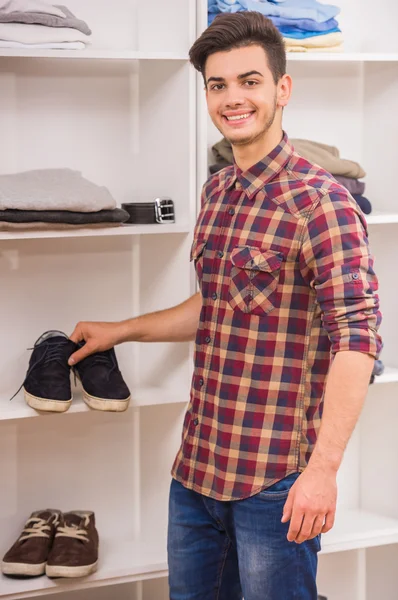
[{"xmin": 68, "ymin": 12, "xmax": 382, "ymax": 600}]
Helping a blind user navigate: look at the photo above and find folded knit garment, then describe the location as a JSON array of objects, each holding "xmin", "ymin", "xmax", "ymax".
[
  {"xmin": 0, "ymin": 40, "xmax": 85, "ymax": 48},
  {"xmin": 0, "ymin": 0, "xmax": 65, "ymax": 17},
  {"xmin": 0, "ymin": 5, "xmax": 91, "ymax": 36},
  {"xmin": 0, "ymin": 222, "xmax": 122, "ymax": 231},
  {"xmin": 334, "ymin": 175, "xmax": 365, "ymax": 196},
  {"xmin": 211, "ymin": 0, "xmax": 340, "ymax": 22},
  {"xmin": 0, "ymin": 207, "xmax": 129, "ymax": 224},
  {"xmin": 212, "ymin": 137, "xmax": 366, "ymax": 179},
  {"xmin": 0, "ymin": 168, "xmax": 116, "ymax": 212},
  {"xmin": 0, "ymin": 21, "xmax": 90, "ymax": 44},
  {"xmin": 284, "ymin": 31, "xmax": 343, "ymax": 49}
]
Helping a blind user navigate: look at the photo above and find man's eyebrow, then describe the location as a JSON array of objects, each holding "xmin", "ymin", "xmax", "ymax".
[
  {"xmin": 238, "ymin": 70, "xmax": 263, "ymax": 79},
  {"xmin": 206, "ymin": 70, "xmax": 263, "ymax": 85}
]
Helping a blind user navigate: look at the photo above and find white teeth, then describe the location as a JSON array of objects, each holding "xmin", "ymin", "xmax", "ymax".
[{"xmin": 226, "ymin": 112, "xmax": 252, "ymax": 121}]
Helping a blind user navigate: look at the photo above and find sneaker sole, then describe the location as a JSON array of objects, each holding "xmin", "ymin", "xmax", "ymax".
[
  {"xmin": 24, "ymin": 389, "xmax": 72, "ymax": 413},
  {"xmin": 46, "ymin": 560, "xmax": 98, "ymax": 578},
  {"xmin": 1, "ymin": 560, "xmax": 46, "ymax": 576},
  {"xmin": 82, "ymin": 389, "xmax": 130, "ymax": 412}
]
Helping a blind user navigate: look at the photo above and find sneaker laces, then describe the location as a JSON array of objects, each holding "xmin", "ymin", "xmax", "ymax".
[
  {"xmin": 10, "ymin": 340, "xmax": 70, "ymax": 402},
  {"xmin": 19, "ymin": 517, "xmax": 53, "ymax": 542},
  {"xmin": 55, "ymin": 516, "xmax": 90, "ymax": 542}
]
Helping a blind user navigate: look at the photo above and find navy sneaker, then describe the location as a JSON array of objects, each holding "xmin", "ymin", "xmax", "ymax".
[
  {"xmin": 74, "ymin": 344, "xmax": 130, "ymax": 412},
  {"xmin": 18, "ymin": 331, "xmax": 76, "ymax": 412}
]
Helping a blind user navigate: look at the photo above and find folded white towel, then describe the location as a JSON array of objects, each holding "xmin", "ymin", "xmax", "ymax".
[
  {"xmin": 0, "ymin": 21, "xmax": 90, "ymax": 43},
  {"xmin": 0, "ymin": 0, "xmax": 65, "ymax": 17},
  {"xmin": 0, "ymin": 40, "xmax": 85, "ymax": 48},
  {"xmin": 0, "ymin": 169, "xmax": 117, "ymax": 212}
]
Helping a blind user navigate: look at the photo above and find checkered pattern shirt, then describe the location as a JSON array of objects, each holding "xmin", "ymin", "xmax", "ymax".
[{"xmin": 172, "ymin": 132, "xmax": 382, "ymax": 501}]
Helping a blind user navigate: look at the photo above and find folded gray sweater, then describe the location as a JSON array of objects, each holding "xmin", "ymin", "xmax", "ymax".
[
  {"xmin": 0, "ymin": 168, "xmax": 117, "ymax": 212},
  {"xmin": 0, "ymin": 5, "xmax": 91, "ymax": 35}
]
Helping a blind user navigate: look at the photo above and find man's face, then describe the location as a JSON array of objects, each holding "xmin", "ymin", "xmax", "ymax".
[{"xmin": 205, "ymin": 44, "xmax": 280, "ymax": 147}]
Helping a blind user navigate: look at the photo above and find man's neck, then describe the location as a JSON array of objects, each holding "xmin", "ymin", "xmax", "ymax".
[{"xmin": 232, "ymin": 127, "xmax": 284, "ymax": 172}]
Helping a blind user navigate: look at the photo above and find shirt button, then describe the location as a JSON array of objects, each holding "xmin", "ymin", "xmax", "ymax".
[
  {"xmin": 228, "ymin": 207, "xmax": 235, "ymax": 216},
  {"xmin": 199, "ymin": 378, "xmax": 204, "ymax": 386},
  {"xmin": 205, "ymin": 336, "xmax": 211, "ymax": 344},
  {"xmin": 352, "ymin": 273, "xmax": 359, "ymax": 280},
  {"xmin": 212, "ymin": 292, "xmax": 218, "ymax": 300},
  {"xmin": 217, "ymin": 251, "xmax": 224, "ymax": 259},
  {"xmin": 193, "ymin": 418, "xmax": 199, "ymax": 426}
]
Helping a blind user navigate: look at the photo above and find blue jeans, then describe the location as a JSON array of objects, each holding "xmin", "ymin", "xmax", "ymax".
[{"xmin": 168, "ymin": 474, "xmax": 320, "ymax": 600}]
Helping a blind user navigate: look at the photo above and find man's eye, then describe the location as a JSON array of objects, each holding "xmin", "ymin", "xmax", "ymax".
[
  {"xmin": 244, "ymin": 80, "xmax": 258, "ymax": 86},
  {"xmin": 211, "ymin": 84, "xmax": 224, "ymax": 91}
]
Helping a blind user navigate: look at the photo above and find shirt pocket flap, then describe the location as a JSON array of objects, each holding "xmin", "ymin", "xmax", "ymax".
[
  {"xmin": 190, "ymin": 239, "xmax": 207, "ymax": 262},
  {"xmin": 230, "ymin": 247, "xmax": 284, "ymax": 272}
]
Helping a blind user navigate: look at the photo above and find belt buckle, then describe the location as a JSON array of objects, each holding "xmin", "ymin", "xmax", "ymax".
[{"xmin": 154, "ymin": 197, "xmax": 175, "ymax": 224}]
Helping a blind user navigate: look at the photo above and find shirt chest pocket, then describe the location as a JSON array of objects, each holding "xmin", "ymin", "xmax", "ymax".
[{"xmin": 228, "ymin": 246, "xmax": 284, "ymax": 316}]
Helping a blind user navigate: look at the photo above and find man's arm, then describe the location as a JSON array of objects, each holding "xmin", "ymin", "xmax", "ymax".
[
  {"xmin": 282, "ymin": 349, "xmax": 374, "ymax": 543},
  {"xmin": 68, "ymin": 292, "xmax": 202, "ymax": 365},
  {"xmin": 284, "ymin": 191, "xmax": 382, "ymax": 544}
]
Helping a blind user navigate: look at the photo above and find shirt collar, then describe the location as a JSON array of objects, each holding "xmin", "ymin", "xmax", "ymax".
[{"xmin": 224, "ymin": 131, "xmax": 294, "ymax": 199}]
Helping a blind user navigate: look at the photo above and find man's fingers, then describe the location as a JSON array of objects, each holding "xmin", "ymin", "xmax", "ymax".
[
  {"xmin": 69, "ymin": 324, "xmax": 84, "ymax": 345},
  {"xmin": 287, "ymin": 509, "xmax": 304, "ymax": 542},
  {"xmin": 309, "ymin": 514, "xmax": 325, "ymax": 540},
  {"xmin": 321, "ymin": 511, "xmax": 335, "ymax": 534},
  {"xmin": 281, "ymin": 491, "xmax": 294, "ymax": 523},
  {"xmin": 295, "ymin": 514, "xmax": 316, "ymax": 544},
  {"xmin": 68, "ymin": 342, "xmax": 96, "ymax": 366}
]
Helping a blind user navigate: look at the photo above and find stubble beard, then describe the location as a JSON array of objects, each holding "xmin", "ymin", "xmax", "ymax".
[{"xmin": 224, "ymin": 98, "xmax": 277, "ymax": 148}]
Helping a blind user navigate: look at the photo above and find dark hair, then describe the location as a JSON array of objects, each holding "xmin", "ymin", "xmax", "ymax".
[{"xmin": 189, "ymin": 12, "xmax": 286, "ymax": 85}]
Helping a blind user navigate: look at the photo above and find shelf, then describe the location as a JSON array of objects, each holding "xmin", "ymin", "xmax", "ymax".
[
  {"xmin": 0, "ymin": 48, "xmax": 188, "ymax": 62},
  {"xmin": 287, "ymin": 52, "xmax": 398, "ymax": 63},
  {"xmin": 322, "ymin": 508, "xmax": 398, "ymax": 554},
  {"xmin": 373, "ymin": 366, "xmax": 398, "ymax": 384},
  {"xmin": 366, "ymin": 212, "xmax": 398, "ymax": 225},
  {"xmin": 0, "ymin": 223, "xmax": 190, "ymax": 242},
  {"xmin": 2, "ymin": 508, "xmax": 398, "ymax": 597},
  {"xmin": 0, "ymin": 386, "xmax": 188, "ymax": 422},
  {"xmin": 0, "ymin": 538, "xmax": 168, "ymax": 599}
]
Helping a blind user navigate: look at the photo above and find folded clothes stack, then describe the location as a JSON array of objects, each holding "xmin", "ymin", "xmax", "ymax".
[
  {"xmin": 210, "ymin": 137, "xmax": 371, "ymax": 215},
  {"xmin": 0, "ymin": 0, "xmax": 91, "ymax": 49},
  {"xmin": 208, "ymin": 0, "xmax": 343, "ymax": 53},
  {"xmin": 0, "ymin": 168, "xmax": 130, "ymax": 231}
]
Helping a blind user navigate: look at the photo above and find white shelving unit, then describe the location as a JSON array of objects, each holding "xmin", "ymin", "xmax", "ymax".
[{"xmin": 0, "ymin": 1, "xmax": 397, "ymax": 599}]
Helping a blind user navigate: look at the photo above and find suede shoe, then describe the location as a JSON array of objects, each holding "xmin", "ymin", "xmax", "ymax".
[
  {"xmin": 46, "ymin": 511, "xmax": 98, "ymax": 578},
  {"xmin": 19, "ymin": 331, "xmax": 77, "ymax": 412},
  {"xmin": 1, "ymin": 510, "xmax": 61, "ymax": 577},
  {"xmin": 74, "ymin": 344, "xmax": 130, "ymax": 412}
]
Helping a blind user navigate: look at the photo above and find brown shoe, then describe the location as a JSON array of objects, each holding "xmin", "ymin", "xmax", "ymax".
[
  {"xmin": 1, "ymin": 510, "xmax": 60, "ymax": 577},
  {"xmin": 46, "ymin": 511, "xmax": 98, "ymax": 578}
]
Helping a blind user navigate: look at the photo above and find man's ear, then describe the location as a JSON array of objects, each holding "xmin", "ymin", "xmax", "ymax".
[{"xmin": 277, "ymin": 74, "xmax": 292, "ymax": 108}]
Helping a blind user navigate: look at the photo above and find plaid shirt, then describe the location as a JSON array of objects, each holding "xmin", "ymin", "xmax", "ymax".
[{"xmin": 172, "ymin": 133, "xmax": 382, "ymax": 501}]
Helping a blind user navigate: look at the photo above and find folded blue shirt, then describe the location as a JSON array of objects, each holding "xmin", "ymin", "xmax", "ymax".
[
  {"xmin": 268, "ymin": 16, "xmax": 338, "ymax": 32},
  {"xmin": 212, "ymin": 0, "xmax": 340, "ymax": 22},
  {"xmin": 280, "ymin": 26, "xmax": 340, "ymax": 38}
]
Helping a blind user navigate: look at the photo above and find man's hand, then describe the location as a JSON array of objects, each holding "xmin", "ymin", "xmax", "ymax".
[
  {"xmin": 68, "ymin": 321, "xmax": 127, "ymax": 366},
  {"xmin": 281, "ymin": 466, "xmax": 337, "ymax": 543}
]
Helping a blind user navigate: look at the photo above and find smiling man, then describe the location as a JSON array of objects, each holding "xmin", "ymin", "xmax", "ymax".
[{"xmin": 68, "ymin": 11, "xmax": 382, "ymax": 600}]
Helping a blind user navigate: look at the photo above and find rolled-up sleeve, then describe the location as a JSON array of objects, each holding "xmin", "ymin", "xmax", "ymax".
[{"xmin": 299, "ymin": 191, "xmax": 382, "ymax": 359}]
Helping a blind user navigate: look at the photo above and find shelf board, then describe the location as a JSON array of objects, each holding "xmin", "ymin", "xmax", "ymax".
[
  {"xmin": 0, "ymin": 223, "xmax": 190, "ymax": 241},
  {"xmin": 0, "ymin": 386, "xmax": 188, "ymax": 422},
  {"xmin": 366, "ymin": 212, "xmax": 398, "ymax": 225},
  {"xmin": 287, "ymin": 52, "xmax": 398, "ymax": 63},
  {"xmin": 0, "ymin": 538, "xmax": 167, "ymax": 599},
  {"xmin": 322, "ymin": 508, "xmax": 398, "ymax": 554},
  {"xmin": 373, "ymin": 366, "xmax": 398, "ymax": 385},
  {"xmin": 2, "ymin": 508, "xmax": 398, "ymax": 597},
  {"xmin": 0, "ymin": 48, "xmax": 188, "ymax": 61}
]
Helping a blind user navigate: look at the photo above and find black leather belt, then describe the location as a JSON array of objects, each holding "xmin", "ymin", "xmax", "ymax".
[{"xmin": 121, "ymin": 198, "xmax": 175, "ymax": 225}]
